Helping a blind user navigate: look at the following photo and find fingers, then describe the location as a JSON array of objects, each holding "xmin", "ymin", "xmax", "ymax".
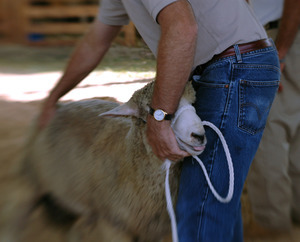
[
  {"xmin": 156, "ymin": 140, "xmax": 190, "ymax": 161},
  {"xmin": 153, "ymin": 142, "xmax": 189, "ymax": 161},
  {"xmin": 37, "ymin": 106, "xmax": 56, "ymax": 131},
  {"xmin": 146, "ymin": 116, "xmax": 190, "ymax": 162}
]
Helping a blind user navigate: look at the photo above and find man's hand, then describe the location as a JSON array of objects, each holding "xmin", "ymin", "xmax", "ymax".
[
  {"xmin": 146, "ymin": 115, "xmax": 190, "ymax": 162},
  {"xmin": 37, "ymin": 101, "xmax": 57, "ymax": 130}
]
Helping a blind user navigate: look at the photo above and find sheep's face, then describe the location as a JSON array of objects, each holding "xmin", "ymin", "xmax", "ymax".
[{"xmin": 99, "ymin": 81, "xmax": 206, "ymax": 156}]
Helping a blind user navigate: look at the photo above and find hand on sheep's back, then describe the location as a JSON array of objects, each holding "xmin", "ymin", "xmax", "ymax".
[
  {"xmin": 146, "ymin": 116, "xmax": 190, "ymax": 162},
  {"xmin": 37, "ymin": 101, "xmax": 57, "ymax": 130}
]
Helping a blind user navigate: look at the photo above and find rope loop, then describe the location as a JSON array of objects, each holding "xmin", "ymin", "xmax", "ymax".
[{"xmin": 163, "ymin": 120, "xmax": 234, "ymax": 242}]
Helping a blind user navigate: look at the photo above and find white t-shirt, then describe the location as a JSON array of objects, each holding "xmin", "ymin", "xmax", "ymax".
[
  {"xmin": 250, "ymin": 0, "xmax": 284, "ymax": 25},
  {"xmin": 98, "ymin": 0, "xmax": 267, "ymax": 67}
]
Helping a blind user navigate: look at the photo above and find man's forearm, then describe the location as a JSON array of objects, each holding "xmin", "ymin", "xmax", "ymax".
[
  {"xmin": 146, "ymin": 0, "xmax": 198, "ymax": 161},
  {"xmin": 47, "ymin": 21, "xmax": 122, "ymax": 104},
  {"xmin": 276, "ymin": 0, "xmax": 300, "ymax": 60},
  {"xmin": 152, "ymin": 0, "xmax": 198, "ymax": 114}
]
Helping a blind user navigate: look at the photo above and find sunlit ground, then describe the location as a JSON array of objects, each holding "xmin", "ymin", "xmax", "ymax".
[
  {"xmin": 0, "ymin": 44, "xmax": 156, "ymax": 103},
  {"xmin": 0, "ymin": 70, "xmax": 155, "ymax": 103}
]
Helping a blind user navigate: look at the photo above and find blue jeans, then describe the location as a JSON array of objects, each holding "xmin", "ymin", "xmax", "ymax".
[{"xmin": 176, "ymin": 40, "xmax": 280, "ymax": 242}]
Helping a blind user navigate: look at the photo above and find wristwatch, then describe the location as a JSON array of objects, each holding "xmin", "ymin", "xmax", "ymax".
[{"xmin": 149, "ymin": 107, "xmax": 173, "ymax": 121}]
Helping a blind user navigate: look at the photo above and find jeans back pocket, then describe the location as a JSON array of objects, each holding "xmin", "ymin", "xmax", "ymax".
[{"xmin": 238, "ymin": 79, "xmax": 279, "ymax": 135}]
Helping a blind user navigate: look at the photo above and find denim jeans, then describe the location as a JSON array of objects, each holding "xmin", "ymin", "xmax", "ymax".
[{"xmin": 176, "ymin": 40, "xmax": 280, "ymax": 242}]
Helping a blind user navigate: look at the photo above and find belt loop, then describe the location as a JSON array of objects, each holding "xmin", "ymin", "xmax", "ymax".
[
  {"xmin": 234, "ymin": 44, "xmax": 242, "ymax": 63},
  {"xmin": 269, "ymin": 38, "xmax": 276, "ymax": 48}
]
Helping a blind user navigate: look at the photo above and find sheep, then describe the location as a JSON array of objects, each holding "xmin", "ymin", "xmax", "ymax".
[{"xmin": 7, "ymin": 80, "xmax": 206, "ymax": 242}]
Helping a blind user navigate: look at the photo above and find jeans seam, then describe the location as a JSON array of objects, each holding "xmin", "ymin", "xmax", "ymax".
[
  {"xmin": 242, "ymin": 47, "xmax": 275, "ymax": 58},
  {"xmin": 196, "ymin": 157, "xmax": 210, "ymax": 240},
  {"xmin": 234, "ymin": 64, "xmax": 280, "ymax": 72},
  {"xmin": 207, "ymin": 47, "xmax": 277, "ymax": 68}
]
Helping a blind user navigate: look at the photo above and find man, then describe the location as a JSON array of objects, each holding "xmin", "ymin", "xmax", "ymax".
[
  {"xmin": 247, "ymin": 0, "xmax": 300, "ymax": 232},
  {"xmin": 38, "ymin": 0, "xmax": 280, "ymax": 241}
]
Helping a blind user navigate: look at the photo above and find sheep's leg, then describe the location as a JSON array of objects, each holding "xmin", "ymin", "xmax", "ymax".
[
  {"xmin": 0, "ymin": 176, "xmax": 41, "ymax": 242},
  {"xmin": 68, "ymin": 215, "xmax": 133, "ymax": 242}
]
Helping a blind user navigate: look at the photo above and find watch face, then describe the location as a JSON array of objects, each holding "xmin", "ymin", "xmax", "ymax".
[{"xmin": 153, "ymin": 109, "xmax": 165, "ymax": 121}]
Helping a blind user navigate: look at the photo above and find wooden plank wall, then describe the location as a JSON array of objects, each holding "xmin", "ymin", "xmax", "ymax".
[
  {"xmin": 0, "ymin": 0, "xmax": 24, "ymax": 43},
  {"xmin": 0, "ymin": 0, "xmax": 136, "ymax": 46},
  {"xmin": 0, "ymin": 0, "xmax": 6, "ymax": 42}
]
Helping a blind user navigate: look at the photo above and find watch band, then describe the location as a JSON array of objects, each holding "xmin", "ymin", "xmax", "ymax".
[{"xmin": 149, "ymin": 107, "xmax": 174, "ymax": 121}]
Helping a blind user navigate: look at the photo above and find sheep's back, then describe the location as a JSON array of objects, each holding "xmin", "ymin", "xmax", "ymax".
[{"xmin": 24, "ymin": 99, "xmax": 131, "ymax": 210}]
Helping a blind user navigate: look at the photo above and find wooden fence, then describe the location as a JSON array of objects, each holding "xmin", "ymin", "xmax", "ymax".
[{"xmin": 0, "ymin": 0, "xmax": 136, "ymax": 46}]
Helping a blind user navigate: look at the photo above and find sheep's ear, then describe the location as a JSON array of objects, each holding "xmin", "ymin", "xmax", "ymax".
[{"xmin": 98, "ymin": 102, "xmax": 139, "ymax": 118}]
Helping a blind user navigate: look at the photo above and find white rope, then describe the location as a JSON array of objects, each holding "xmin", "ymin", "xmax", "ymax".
[
  {"xmin": 162, "ymin": 160, "xmax": 178, "ymax": 242},
  {"xmin": 196, "ymin": 121, "xmax": 234, "ymax": 203},
  {"xmin": 163, "ymin": 120, "xmax": 234, "ymax": 242}
]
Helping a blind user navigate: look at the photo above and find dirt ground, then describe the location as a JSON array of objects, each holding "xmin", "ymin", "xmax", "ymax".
[{"xmin": 0, "ymin": 44, "xmax": 299, "ymax": 241}]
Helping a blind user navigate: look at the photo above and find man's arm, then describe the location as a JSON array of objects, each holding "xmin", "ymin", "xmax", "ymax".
[
  {"xmin": 276, "ymin": 0, "xmax": 300, "ymax": 70},
  {"xmin": 146, "ymin": 0, "xmax": 198, "ymax": 161},
  {"xmin": 38, "ymin": 21, "xmax": 122, "ymax": 129}
]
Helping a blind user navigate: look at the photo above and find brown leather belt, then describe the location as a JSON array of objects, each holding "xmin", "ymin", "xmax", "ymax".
[{"xmin": 211, "ymin": 38, "xmax": 273, "ymax": 62}]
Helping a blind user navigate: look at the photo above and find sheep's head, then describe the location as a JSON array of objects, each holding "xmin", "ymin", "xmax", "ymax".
[{"xmin": 99, "ymin": 81, "xmax": 206, "ymax": 156}]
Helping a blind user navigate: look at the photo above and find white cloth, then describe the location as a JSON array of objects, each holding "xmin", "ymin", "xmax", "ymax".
[
  {"xmin": 250, "ymin": 0, "xmax": 284, "ymax": 25},
  {"xmin": 98, "ymin": 0, "xmax": 267, "ymax": 68}
]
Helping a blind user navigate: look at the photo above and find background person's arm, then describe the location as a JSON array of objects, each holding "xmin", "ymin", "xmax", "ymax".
[
  {"xmin": 146, "ymin": 0, "xmax": 198, "ymax": 161},
  {"xmin": 275, "ymin": 0, "xmax": 300, "ymax": 71},
  {"xmin": 38, "ymin": 21, "xmax": 122, "ymax": 129}
]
